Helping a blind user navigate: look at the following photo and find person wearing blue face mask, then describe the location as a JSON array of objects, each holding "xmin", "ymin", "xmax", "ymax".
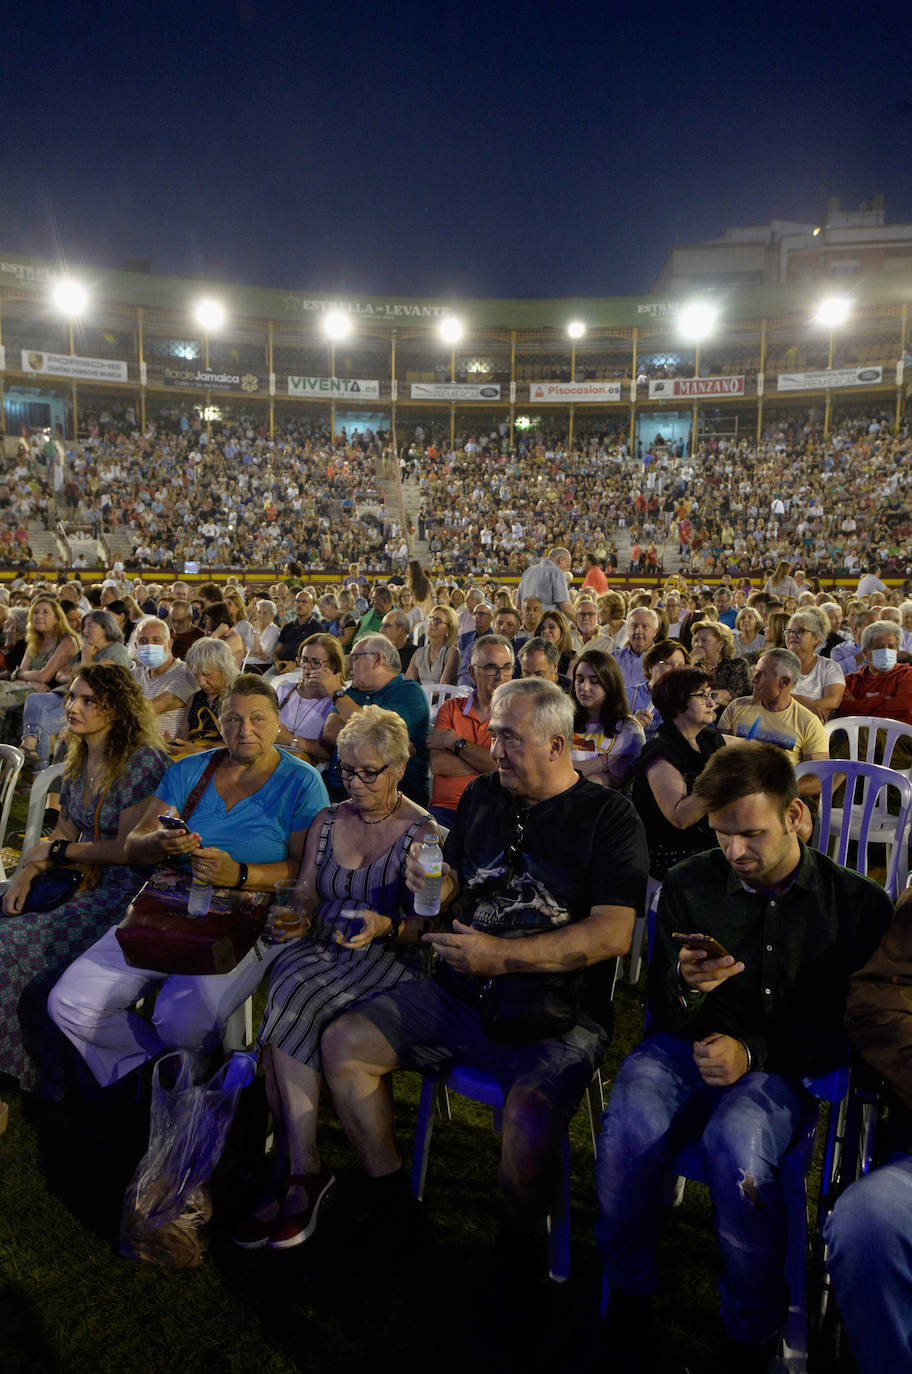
[
  {"xmin": 131, "ymin": 615, "xmax": 197, "ymax": 744},
  {"xmin": 835, "ymin": 620, "xmax": 912, "ymax": 726}
]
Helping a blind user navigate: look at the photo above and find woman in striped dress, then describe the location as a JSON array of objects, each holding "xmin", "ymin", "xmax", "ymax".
[{"xmin": 235, "ymin": 706, "xmax": 436, "ymax": 1251}]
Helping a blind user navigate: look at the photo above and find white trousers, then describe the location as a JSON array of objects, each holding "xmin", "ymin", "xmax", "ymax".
[{"xmin": 48, "ymin": 925, "xmax": 283, "ymax": 1086}]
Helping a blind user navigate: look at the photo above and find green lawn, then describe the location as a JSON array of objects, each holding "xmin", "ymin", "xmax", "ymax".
[{"xmin": 0, "ymin": 764, "xmax": 847, "ymax": 1374}]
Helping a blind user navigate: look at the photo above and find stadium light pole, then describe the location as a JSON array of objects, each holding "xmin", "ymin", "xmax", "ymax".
[
  {"xmin": 679, "ymin": 303, "xmax": 717, "ymax": 458},
  {"xmin": 439, "ymin": 317, "xmax": 464, "ymax": 449},
  {"xmin": 815, "ymin": 296, "xmax": 851, "ymax": 438},
  {"xmin": 52, "ymin": 279, "xmax": 88, "ymax": 441},
  {"xmin": 323, "ymin": 310, "xmax": 352, "ymax": 442},
  {"xmin": 567, "ymin": 321, "xmax": 585, "ymax": 451},
  {"xmin": 193, "ymin": 299, "xmax": 226, "ymax": 443}
]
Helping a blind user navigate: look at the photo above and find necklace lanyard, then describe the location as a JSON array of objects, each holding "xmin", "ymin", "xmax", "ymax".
[{"xmin": 288, "ymin": 688, "xmax": 315, "ymax": 738}]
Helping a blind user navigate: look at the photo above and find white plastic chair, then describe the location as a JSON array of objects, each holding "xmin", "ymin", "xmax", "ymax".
[
  {"xmin": 824, "ymin": 715, "xmax": 912, "ymax": 775},
  {"xmin": 0, "ymin": 745, "xmax": 25, "ymax": 880},
  {"xmin": 421, "ymin": 682, "xmax": 471, "ymax": 723},
  {"xmin": 11, "ymin": 762, "xmax": 65, "ymax": 876},
  {"xmin": 794, "ymin": 759, "xmax": 912, "ymax": 899},
  {"xmin": 822, "ymin": 718, "xmax": 912, "ymax": 892}
]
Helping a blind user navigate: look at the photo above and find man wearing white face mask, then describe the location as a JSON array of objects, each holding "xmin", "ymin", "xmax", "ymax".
[
  {"xmin": 132, "ymin": 615, "xmax": 197, "ymax": 742},
  {"xmin": 835, "ymin": 620, "xmax": 912, "ymax": 725}
]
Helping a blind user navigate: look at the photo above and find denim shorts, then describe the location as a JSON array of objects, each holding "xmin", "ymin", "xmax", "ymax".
[{"xmin": 357, "ymin": 974, "xmax": 608, "ymax": 1123}]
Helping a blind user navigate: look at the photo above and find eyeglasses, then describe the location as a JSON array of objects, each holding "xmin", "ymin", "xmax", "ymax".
[
  {"xmin": 349, "ymin": 650, "xmax": 378, "ymax": 661},
  {"xmin": 784, "ymin": 629, "xmax": 809, "ymax": 639},
  {"xmin": 475, "ymin": 662, "xmax": 513, "ymax": 678},
  {"xmin": 299, "ymin": 657, "xmax": 330, "ymax": 669},
  {"xmin": 689, "ymin": 691, "xmax": 714, "ymax": 703},
  {"xmin": 339, "ymin": 763, "xmax": 389, "ymax": 785},
  {"xmin": 427, "ymin": 616, "xmax": 447, "ymax": 626}
]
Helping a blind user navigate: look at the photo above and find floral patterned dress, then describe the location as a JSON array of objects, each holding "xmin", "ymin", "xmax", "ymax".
[{"xmin": 0, "ymin": 744, "xmax": 169, "ymax": 1094}]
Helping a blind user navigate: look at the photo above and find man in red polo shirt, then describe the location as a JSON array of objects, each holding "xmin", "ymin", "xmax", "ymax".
[
  {"xmin": 426, "ymin": 634, "xmax": 514, "ymax": 826},
  {"xmin": 836, "ymin": 620, "xmax": 912, "ymax": 725}
]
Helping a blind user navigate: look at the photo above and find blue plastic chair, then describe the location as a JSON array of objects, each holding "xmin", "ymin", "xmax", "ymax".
[{"xmin": 642, "ymin": 894, "xmax": 848, "ymax": 1371}]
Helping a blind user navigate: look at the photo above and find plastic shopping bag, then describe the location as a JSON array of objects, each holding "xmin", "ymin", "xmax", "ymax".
[{"xmin": 120, "ymin": 1049, "xmax": 256, "ymax": 1266}]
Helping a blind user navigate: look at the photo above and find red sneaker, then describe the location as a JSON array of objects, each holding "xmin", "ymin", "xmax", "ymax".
[{"xmin": 268, "ymin": 1168, "xmax": 337, "ymax": 1250}]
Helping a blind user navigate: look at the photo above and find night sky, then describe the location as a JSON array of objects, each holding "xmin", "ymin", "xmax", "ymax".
[{"xmin": 3, "ymin": 0, "xmax": 910, "ymax": 300}]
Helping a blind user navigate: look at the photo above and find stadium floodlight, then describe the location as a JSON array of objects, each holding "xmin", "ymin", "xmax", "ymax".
[
  {"xmin": 439, "ymin": 316, "xmax": 464, "ymax": 345},
  {"xmin": 678, "ymin": 302, "xmax": 717, "ymax": 341},
  {"xmin": 566, "ymin": 320, "xmax": 586, "ymax": 340},
  {"xmin": 323, "ymin": 310, "xmax": 352, "ymax": 340},
  {"xmin": 815, "ymin": 296, "xmax": 851, "ymax": 329},
  {"xmin": 194, "ymin": 298, "xmax": 225, "ymax": 332},
  {"xmin": 53, "ymin": 280, "xmax": 88, "ymax": 315}
]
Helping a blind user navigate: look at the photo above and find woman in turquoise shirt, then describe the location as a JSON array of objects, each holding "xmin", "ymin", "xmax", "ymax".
[{"xmin": 48, "ymin": 676, "xmax": 328, "ymax": 1086}]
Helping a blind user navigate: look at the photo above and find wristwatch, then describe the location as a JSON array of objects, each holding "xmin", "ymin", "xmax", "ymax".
[
  {"xmin": 332, "ymin": 687, "xmax": 349, "ymax": 703},
  {"xmin": 49, "ymin": 838, "xmax": 70, "ymax": 863},
  {"xmin": 236, "ymin": 861, "xmax": 249, "ymax": 888},
  {"xmin": 453, "ymin": 737, "xmax": 468, "ymax": 754}
]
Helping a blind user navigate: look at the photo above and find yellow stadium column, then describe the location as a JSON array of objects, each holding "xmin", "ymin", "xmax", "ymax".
[
  {"xmin": 756, "ymin": 318, "xmax": 767, "ymax": 444},
  {"xmin": 897, "ymin": 304, "xmax": 908, "ymax": 435},
  {"xmin": 267, "ymin": 320, "xmax": 274, "ymax": 440},
  {"xmin": 629, "ymin": 326, "xmax": 638, "ymax": 454},
  {"xmin": 509, "ymin": 329, "xmax": 516, "ymax": 449},
  {"xmin": 137, "ymin": 306, "xmax": 145, "ymax": 434}
]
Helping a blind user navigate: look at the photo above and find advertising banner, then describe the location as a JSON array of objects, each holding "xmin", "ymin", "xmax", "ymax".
[
  {"xmin": 410, "ymin": 382, "xmax": 501, "ymax": 400},
  {"xmin": 648, "ymin": 376, "xmax": 745, "ymax": 398},
  {"xmin": 162, "ymin": 366, "xmax": 261, "ymax": 392},
  {"xmin": 777, "ymin": 366, "xmax": 883, "ymax": 391},
  {"xmin": 288, "ymin": 376, "xmax": 380, "ymax": 399},
  {"xmin": 21, "ymin": 350, "xmax": 128, "ymax": 383},
  {"xmin": 529, "ymin": 381, "xmax": 622, "ymax": 402}
]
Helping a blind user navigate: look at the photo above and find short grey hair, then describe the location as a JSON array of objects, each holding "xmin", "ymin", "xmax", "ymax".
[
  {"xmin": 519, "ymin": 635, "xmax": 559, "ymax": 666},
  {"xmin": 491, "ymin": 676, "xmax": 575, "ymax": 747},
  {"xmin": 627, "ymin": 606, "xmax": 660, "ymax": 630},
  {"xmin": 256, "ymin": 598, "xmax": 277, "ymax": 618},
  {"xmin": 355, "ymin": 632, "xmax": 401, "ymax": 673},
  {"xmin": 760, "ymin": 647, "xmax": 802, "ymax": 686},
  {"xmin": 382, "ymin": 609, "xmax": 411, "ymax": 637},
  {"xmin": 186, "ymin": 636, "xmax": 241, "ymax": 683},
  {"xmin": 337, "ymin": 704, "xmax": 410, "ymax": 770},
  {"xmin": 471, "ymin": 633, "xmax": 515, "ymax": 665},
  {"xmin": 84, "ymin": 608, "xmax": 124, "ymax": 644},
  {"xmin": 861, "ymin": 620, "xmax": 902, "ymax": 653},
  {"xmin": 787, "ymin": 607, "xmax": 829, "ymax": 643}
]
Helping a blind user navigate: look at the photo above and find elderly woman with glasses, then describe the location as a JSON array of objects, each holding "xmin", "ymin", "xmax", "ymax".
[
  {"xmin": 631, "ymin": 667, "xmax": 726, "ymax": 880},
  {"xmin": 786, "ymin": 607, "xmax": 845, "ymax": 722},
  {"xmin": 235, "ymin": 706, "xmax": 435, "ymax": 1253}
]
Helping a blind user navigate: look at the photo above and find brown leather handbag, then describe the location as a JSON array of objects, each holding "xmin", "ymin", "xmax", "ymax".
[{"xmin": 115, "ymin": 752, "xmax": 270, "ymax": 976}]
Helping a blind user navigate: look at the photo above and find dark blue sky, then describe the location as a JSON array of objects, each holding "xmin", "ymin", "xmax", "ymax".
[{"xmin": 2, "ymin": 0, "xmax": 910, "ymax": 299}]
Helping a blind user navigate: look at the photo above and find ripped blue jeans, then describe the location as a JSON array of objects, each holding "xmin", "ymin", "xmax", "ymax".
[{"xmin": 595, "ymin": 1031, "xmax": 810, "ymax": 1345}]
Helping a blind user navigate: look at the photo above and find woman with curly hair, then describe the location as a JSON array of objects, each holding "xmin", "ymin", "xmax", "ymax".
[{"xmin": 0, "ymin": 663, "xmax": 169, "ymax": 1095}]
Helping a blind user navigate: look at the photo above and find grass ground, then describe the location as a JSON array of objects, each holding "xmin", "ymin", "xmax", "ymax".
[{"xmin": 0, "ymin": 776, "xmax": 851, "ymax": 1373}]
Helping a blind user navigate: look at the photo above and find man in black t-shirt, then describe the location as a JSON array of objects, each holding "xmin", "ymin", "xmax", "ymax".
[{"xmin": 323, "ymin": 678, "xmax": 647, "ymax": 1268}]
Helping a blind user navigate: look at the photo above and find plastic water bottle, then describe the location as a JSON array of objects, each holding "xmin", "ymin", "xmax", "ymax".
[
  {"xmin": 187, "ymin": 879, "xmax": 213, "ymax": 916},
  {"xmin": 414, "ymin": 833, "xmax": 443, "ymax": 917}
]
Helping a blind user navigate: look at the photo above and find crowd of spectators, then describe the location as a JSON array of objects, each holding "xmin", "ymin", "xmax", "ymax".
[
  {"xmin": 0, "ymin": 402, "xmax": 909, "ymax": 589},
  {"xmin": 410, "ymin": 409, "xmax": 912, "ymax": 583},
  {"xmin": 6, "ymin": 402, "xmax": 405, "ymax": 573}
]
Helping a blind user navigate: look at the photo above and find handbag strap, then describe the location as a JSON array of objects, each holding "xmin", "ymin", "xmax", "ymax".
[{"xmin": 180, "ymin": 749, "xmax": 227, "ymax": 826}]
